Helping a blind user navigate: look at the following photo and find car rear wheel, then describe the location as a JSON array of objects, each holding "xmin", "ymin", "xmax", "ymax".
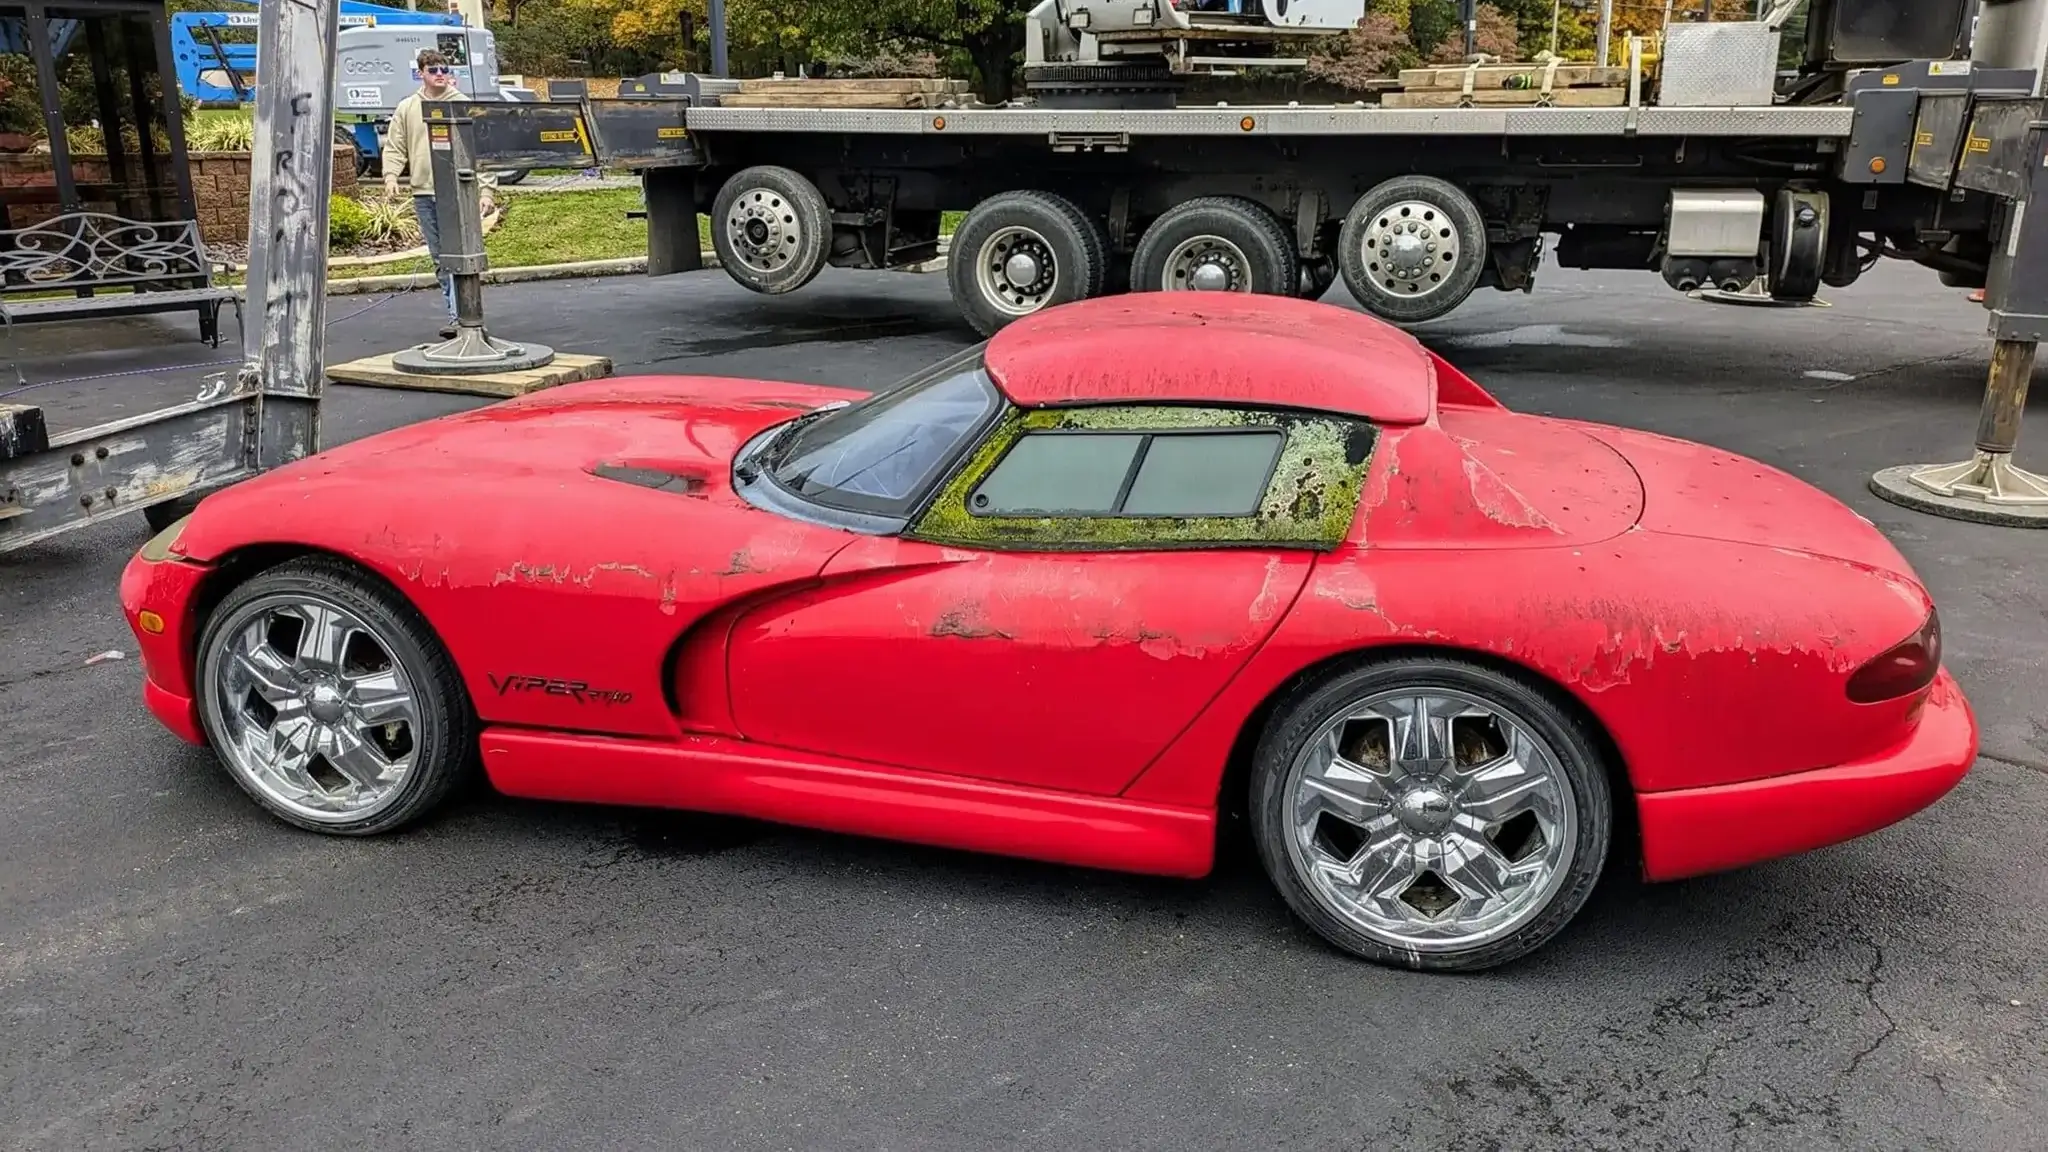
[
  {"xmin": 194, "ymin": 556, "xmax": 474, "ymax": 836},
  {"xmin": 947, "ymin": 190, "xmax": 1108, "ymax": 337},
  {"xmin": 1250, "ymin": 656, "xmax": 1611, "ymax": 971}
]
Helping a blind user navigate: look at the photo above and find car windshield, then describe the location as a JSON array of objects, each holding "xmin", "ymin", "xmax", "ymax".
[{"xmin": 760, "ymin": 346, "xmax": 1000, "ymax": 518}]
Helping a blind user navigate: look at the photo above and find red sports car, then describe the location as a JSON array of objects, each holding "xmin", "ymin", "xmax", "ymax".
[{"xmin": 120, "ymin": 292, "xmax": 1975, "ymax": 972}]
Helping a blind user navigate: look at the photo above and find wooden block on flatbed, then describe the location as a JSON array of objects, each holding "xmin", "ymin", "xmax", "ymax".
[
  {"xmin": 1397, "ymin": 64, "xmax": 1631, "ymax": 90},
  {"xmin": 734, "ymin": 77, "xmax": 969, "ymax": 94},
  {"xmin": 325, "ymin": 351, "xmax": 613, "ymax": 399},
  {"xmin": 0, "ymin": 402, "xmax": 50, "ymax": 462},
  {"xmin": 1381, "ymin": 86, "xmax": 1628, "ymax": 109},
  {"xmin": 716, "ymin": 91, "xmax": 940, "ymax": 109}
]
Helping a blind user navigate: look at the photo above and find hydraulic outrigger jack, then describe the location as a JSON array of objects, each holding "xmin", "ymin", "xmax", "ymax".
[
  {"xmin": 392, "ymin": 104, "xmax": 556, "ymax": 377},
  {"xmin": 1871, "ymin": 119, "xmax": 2048, "ymax": 528}
]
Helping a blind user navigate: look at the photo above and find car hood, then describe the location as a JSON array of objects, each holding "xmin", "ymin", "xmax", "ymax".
[{"xmin": 173, "ymin": 375, "xmax": 861, "ymax": 561}]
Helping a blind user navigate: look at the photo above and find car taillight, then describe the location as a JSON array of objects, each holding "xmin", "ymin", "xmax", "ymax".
[{"xmin": 1846, "ymin": 608, "xmax": 1941, "ymax": 704}]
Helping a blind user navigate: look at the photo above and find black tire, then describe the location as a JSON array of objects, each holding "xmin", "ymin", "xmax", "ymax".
[
  {"xmin": 711, "ymin": 164, "xmax": 833, "ymax": 295},
  {"xmin": 1129, "ymin": 196, "xmax": 1300, "ymax": 297},
  {"xmin": 947, "ymin": 190, "xmax": 1108, "ymax": 338},
  {"xmin": 1337, "ymin": 175, "xmax": 1489, "ymax": 324},
  {"xmin": 1298, "ymin": 253, "xmax": 1337, "ymax": 300},
  {"xmin": 1248, "ymin": 655, "xmax": 1613, "ymax": 972},
  {"xmin": 492, "ymin": 168, "xmax": 531, "ymax": 186},
  {"xmin": 193, "ymin": 555, "xmax": 476, "ymax": 836},
  {"xmin": 1769, "ymin": 189, "xmax": 1826, "ymax": 302},
  {"xmin": 143, "ymin": 494, "xmax": 200, "ymax": 534}
]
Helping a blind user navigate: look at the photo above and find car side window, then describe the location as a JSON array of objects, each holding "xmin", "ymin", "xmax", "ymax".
[
  {"xmin": 970, "ymin": 431, "xmax": 1283, "ymax": 517},
  {"xmin": 909, "ymin": 405, "xmax": 1376, "ymax": 552}
]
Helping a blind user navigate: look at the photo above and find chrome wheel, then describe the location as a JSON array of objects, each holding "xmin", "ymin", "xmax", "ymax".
[
  {"xmin": 725, "ymin": 187, "xmax": 806, "ymax": 277},
  {"xmin": 1359, "ymin": 199, "xmax": 1464, "ymax": 301},
  {"xmin": 1161, "ymin": 234, "xmax": 1251, "ymax": 291},
  {"xmin": 205, "ymin": 594, "xmax": 420, "ymax": 824},
  {"xmin": 1282, "ymin": 687, "xmax": 1578, "ymax": 953},
  {"xmin": 975, "ymin": 225, "xmax": 1060, "ymax": 316}
]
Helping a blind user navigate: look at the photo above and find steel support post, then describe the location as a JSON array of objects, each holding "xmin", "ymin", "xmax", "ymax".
[
  {"xmin": 241, "ymin": 0, "xmax": 341, "ymax": 469},
  {"xmin": 393, "ymin": 104, "xmax": 556, "ymax": 375},
  {"xmin": 1871, "ymin": 119, "xmax": 2048, "ymax": 526}
]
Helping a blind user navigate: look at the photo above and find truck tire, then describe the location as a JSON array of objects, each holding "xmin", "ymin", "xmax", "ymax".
[
  {"xmin": 711, "ymin": 165, "xmax": 833, "ymax": 295},
  {"xmin": 1338, "ymin": 176, "xmax": 1489, "ymax": 324},
  {"xmin": 1129, "ymin": 197, "xmax": 1299, "ymax": 297},
  {"xmin": 1769, "ymin": 189, "xmax": 1827, "ymax": 302},
  {"xmin": 947, "ymin": 191, "xmax": 1108, "ymax": 337},
  {"xmin": 1299, "ymin": 254, "xmax": 1337, "ymax": 300}
]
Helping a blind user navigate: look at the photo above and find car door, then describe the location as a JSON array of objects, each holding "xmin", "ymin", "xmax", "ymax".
[{"xmin": 724, "ymin": 400, "xmax": 1375, "ymax": 797}]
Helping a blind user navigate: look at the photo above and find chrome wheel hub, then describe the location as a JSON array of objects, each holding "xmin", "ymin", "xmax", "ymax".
[
  {"xmin": 1283, "ymin": 688, "xmax": 1577, "ymax": 952},
  {"xmin": 1361, "ymin": 199, "xmax": 1461, "ymax": 299},
  {"xmin": 1396, "ymin": 785, "xmax": 1455, "ymax": 836},
  {"xmin": 725, "ymin": 188, "xmax": 803, "ymax": 275},
  {"xmin": 1164, "ymin": 235, "xmax": 1250, "ymax": 292},
  {"xmin": 205, "ymin": 597, "xmax": 421, "ymax": 824},
  {"xmin": 1003, "ymin": 250, "xmax": 1043, "ymax": 287},
  {"xmin": 976, "ymin": 226, "xmax": 1060, "ymax": 316}
]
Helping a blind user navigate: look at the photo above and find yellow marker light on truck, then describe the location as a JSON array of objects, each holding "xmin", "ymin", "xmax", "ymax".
[{"xmin": 138, "ymin": 611, "xmax": 165, "ymax": 635}]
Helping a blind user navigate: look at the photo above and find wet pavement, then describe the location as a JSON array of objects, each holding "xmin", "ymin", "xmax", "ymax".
[{"xmin": 2, "ymin": 259, "xmax": 2045, "ymax": 1151}]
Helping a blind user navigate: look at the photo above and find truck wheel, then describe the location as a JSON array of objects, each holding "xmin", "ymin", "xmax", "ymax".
[
  {"xmin": 1299, "ymin": 254, "xmax": 1337, "ymax": 300},
  {"xmin": 948, "ymin": 191, "xmax": 1108, "ymax": 337},
  {"xmin": 1129, "ymin": 197, "xmax": 1298, "ymax": 296},
  {"xmin": 1338, "ymin": 176, "xmax": 1489, "ymax": 324},
  {"xmin": 1769, "ymin": 189, "xmax": 1828, "ymax": 302},
  {"xmin": 492, "ymin": 168, "xmax": 531, "ymax": 187},
  {"xmin": 711, "ymin": 165, "xmax": 832, "ymax": 295}
]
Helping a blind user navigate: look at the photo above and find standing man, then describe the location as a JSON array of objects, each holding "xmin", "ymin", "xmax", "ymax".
[{"xmin": 383, "ymin": 49, "xmax": 493, "ymax": 338}]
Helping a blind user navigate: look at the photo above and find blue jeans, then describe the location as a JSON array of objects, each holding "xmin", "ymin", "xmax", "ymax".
[{"xmin": 413, "ymin": 194, "xmax": 455, "ymax": 319}]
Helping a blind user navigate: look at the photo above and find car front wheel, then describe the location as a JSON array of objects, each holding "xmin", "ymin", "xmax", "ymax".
[
  {"xmin": 1250, "ymin": 656, "xmax": 1612, "ymax": 971},
  {"xmin": 194, "ymin": 556, "xmax": 475, "ymax": 836}
]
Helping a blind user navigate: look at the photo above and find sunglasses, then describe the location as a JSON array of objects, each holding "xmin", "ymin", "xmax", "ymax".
[{"xmin": 424, "ymin": 65, "xmax": 452, "ymax": 75}]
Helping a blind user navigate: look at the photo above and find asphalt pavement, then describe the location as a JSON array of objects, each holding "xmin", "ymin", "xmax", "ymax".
[{"xmin": 2, "ymin": 258, "xmax": 2045, "ymax": 1151}]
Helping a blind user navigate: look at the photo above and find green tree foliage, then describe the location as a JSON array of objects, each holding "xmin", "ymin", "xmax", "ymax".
[{"xmin": 751, "ymin": 0, "xmax": 1036, "ymax": 102}]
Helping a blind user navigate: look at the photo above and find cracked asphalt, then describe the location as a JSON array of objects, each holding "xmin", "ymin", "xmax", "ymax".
[{"xmin": 3, "ymin": 257, "xmax": 2046, "ymax": 1151}]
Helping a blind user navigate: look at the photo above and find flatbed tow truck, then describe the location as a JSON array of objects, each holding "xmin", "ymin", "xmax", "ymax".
[{"xmin": 2, "ymin": 0, "xmax": 2045, "ymax": 554}]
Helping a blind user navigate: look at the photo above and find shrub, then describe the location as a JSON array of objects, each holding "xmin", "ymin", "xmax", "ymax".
[
  {"xmin": 329, "ymin": 195, "xmax": 374, "ymax": 250},
  {"xmin": 358, "ymin": 193, "xmax": 423, "ymax": 247},
  {"xmin": 1306, "ymin": 14, "xmax": 1416, "ymax": 91},
  {"xmin": 186, "ymin": 114, "xmax": 255, "ymax": 152}
]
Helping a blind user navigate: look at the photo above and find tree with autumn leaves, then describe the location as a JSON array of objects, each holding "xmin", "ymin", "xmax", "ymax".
[
  {"xmin": 493, "ymin": 0, "xmax": 1037, "ymax": 101},
  {"xmin": 486, "ymin": 0, "xmax": 1777, "ymax": 102}
]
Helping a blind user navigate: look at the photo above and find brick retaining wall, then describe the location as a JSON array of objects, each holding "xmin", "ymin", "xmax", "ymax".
[{"xmin": 0, "ymin": 146, "xmax": 359, "ymax": 244}]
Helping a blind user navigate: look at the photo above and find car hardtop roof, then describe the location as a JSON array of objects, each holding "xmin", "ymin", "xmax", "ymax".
[{"xmin": 981, "ymin": 293, "xmax": 1437, "ymax": 426}]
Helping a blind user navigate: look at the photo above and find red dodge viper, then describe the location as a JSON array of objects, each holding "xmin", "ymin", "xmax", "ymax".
[{"xmin": 120, "ymin": 293, "xmax": 1976, "ymax": 971}]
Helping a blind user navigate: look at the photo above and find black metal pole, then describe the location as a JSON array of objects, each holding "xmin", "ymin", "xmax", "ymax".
[
  {"xmin": 708, "ymin": 0, "xmax": 729, "ymax": 77},
  {"xmin": 1463, "ymin": 0, "xmax": 1478, "ymax": 58}
]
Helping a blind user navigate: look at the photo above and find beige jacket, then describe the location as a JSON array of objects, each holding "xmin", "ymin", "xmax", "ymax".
[{"xmin": 382, "ymin": 87, "xmax": 484, "ymax": 197}]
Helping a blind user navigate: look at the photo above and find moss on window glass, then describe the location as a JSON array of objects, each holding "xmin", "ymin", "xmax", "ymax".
[{"xmin": 908, "ymin": 404, "xmax": 1375, "ymax": 551}]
